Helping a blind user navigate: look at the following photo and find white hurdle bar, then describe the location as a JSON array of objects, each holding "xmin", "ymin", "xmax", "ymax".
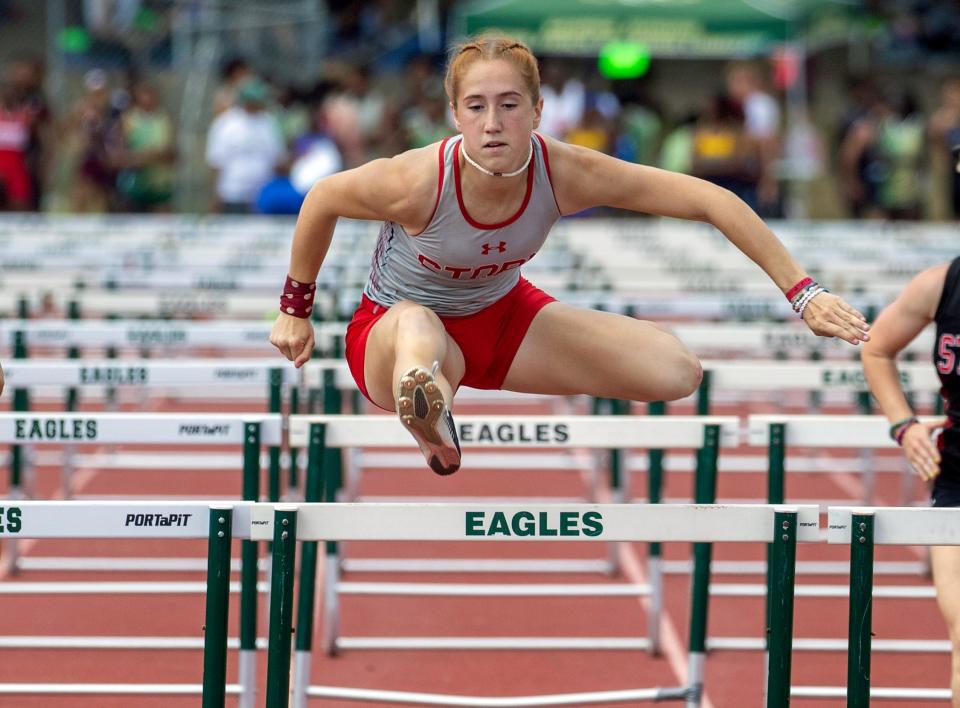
[
  {"xmin": 0, "ymin": 500, "xmax": 254, "ymax": 703},
  {"xmin": 256, "ymin": 501, "xmax": 818, "ymax": 708},
  {"xmin": 286, "ymin": 414, "xmax": 739, "ymax": 694},
  {"xmin": 1, "ymin": 358, "xmax": 298, "ymax": 400}
]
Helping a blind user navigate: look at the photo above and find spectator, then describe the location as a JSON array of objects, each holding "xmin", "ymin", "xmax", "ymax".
[
  {"xmin": 659, "ymin": 112, "xmax": 698, "ymax": 175},
  {"xmin": 116, "ymin": 80, "xmax": 174, "ymax": 212},
  {"xmin": 842, "ymin": 92, "xmax": 925, "ymax": 220},
  {"xmin": 0, "ymin": 72, "xmax": 34, "ymax": 210},
  {"xmin": 289, "ymin": 102, "xmax": 343, "ymax": 196},
  {"xmin": 538, "ymin": 60, "xmax": 585, "ymax": 139},
  {"xmin": 68, "ymin": 68, "xmax": 123, "ymax": 212},
  {"xmin": 402, "ymin": 86, "xmax": 449, "ymax": 149},
  {"xmin": 4, "ymin": 57, "xmax": 50, "ymax": 210},
  {"xmin": 205, "ymin": 77, "xmax": 285, "ymax": 214},
  {"xmin": 566, "ymin": 106, "xmax": 613, "ymax": 154},
  {"xmin": 928, "ymin": 77, "xmax": 960, "ymax": 219},
  {"xmin": 837, "ymin": 79, "xmax": 885, "ymax": 219},
  {"xmin": 876, "ymin": 93, "xmax": 926, "ymax": 220},
  {"xmin": 211, "ymin": 57, "xmax": 253, "ymax": 117},
  {"xmin": 726, "ymin": 61, "xmax": 781, "ymax": 216},
  {"xmin": 690, "ymin": 93, "xmax": 761, "ymax": 210}
]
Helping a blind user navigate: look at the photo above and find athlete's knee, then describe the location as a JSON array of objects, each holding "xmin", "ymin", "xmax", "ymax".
[
  {"xmin": 393, "ymin": 302, "xmax": 444, "ymax": 337},
  {"xmin": 667, "ymin": 351, "xmax": 703, "ymax": 399}
]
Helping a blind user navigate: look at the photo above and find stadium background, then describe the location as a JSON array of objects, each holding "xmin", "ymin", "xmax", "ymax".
[{"xmin": 0, "ymin": 1, "xmax": 958, "ymax": 707}]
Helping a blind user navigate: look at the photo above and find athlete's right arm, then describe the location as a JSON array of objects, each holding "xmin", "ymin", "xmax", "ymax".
[{"xmin": 270, "ymin": 147, "xmax": 437, "ymax": 367}]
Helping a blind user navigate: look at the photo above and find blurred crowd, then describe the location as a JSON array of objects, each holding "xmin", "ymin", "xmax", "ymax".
[{"xmin": 3, "ymin": 0, "xmax": 960, "ymax": 219}]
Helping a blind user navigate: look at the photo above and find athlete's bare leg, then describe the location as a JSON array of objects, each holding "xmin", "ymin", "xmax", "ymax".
[
  {"xmin": 931, "ymin": 545, "xmax": 960, "ymax": 707},
  {"xmin": 362, "ymin": 301, "xmax": 465, "ymax": 410},
  {"xmin": 362, "ymin": 301, "xmax": 466, "ymax": 474},
  {"xmin": 502, "ymin": 302, "xmax": 702, "ymax": 401}
]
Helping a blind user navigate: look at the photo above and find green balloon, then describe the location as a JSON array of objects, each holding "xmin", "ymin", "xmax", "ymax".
[
  {"xmin": 58, "ymin": 26, "xmax": 92, "ymax": 54},
  {"xmin": 598, "ymin": 41, "xmax": 651, "ymax": 80}
]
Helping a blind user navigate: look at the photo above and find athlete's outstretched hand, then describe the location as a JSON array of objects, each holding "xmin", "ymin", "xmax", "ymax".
[
  {"xmin": 901, "ymin": 420, "xmax": 945, "ymax": 481},
  {"xmin": 800, "ymin": 292, "xmax": 871, "ymax": 345},
  {"xmin": 270, "ymin": 313, "xmax": 316, "ymax": 368}
]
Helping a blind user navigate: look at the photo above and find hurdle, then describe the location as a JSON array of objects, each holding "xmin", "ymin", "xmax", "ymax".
[
  {"xmin": 787, "ymin": 505, "xmax": 960, "ymax": 703},
  {"xmin": 0, "ymin": 500, "xmax": 253, "ymax": 704},
  {"xmin": 2, "ymin": 359, "xmax": 296, "ymax": 502},
  {"xmin": 287, "ymin": 414, "xmax": 739, "ymax": 663},
  {"xmin": 735, "ymin": 415, "xmax": 951, "ymax": 657},
  {"xmin": 254, "ymin": 501, "xmax": 817, "ymax": 707},
  {"xmin": 1, "ymin": 319, "xmax": 276, "ymax": 354},
  {"xmin": 298, "ymin": 360, "xmax": 600, "ymax": 509},
  {"xmin": 699, "ymin": 363, "xmax": 939, "ymax": 506},
  {"xmin": 0, "ymin": 411, "xmax": 278, "ymax": 703}
]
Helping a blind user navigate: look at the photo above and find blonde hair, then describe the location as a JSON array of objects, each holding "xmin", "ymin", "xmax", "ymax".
[{"xmin": 444, "ymin": 34, "xmax": 540, "ymax": 107}]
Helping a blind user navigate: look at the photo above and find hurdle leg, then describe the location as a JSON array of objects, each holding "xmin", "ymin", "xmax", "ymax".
[
  {"xmin": 686, "ymin": 425, "xmax": 721, "ymax": 708},
  {"xmin": 238, "ymin": 423, "xmax": 262, "ymax": 708},
  {"xmin": 766, "ymin": 510, "xmax": 798, "ymax": 708},
  {"xmin": 266, "ymin": 506, "xmax": 299, "ymax": 708},
  {"xmin": 847, "ymin": 512, "xmax": 874, "ymax": 708},
  {"xmin": 765, "ymin": 422, "xmax": 786, "ymax": 693},
  {"xmin": 202, "ymin": 506, "xmax": 233, "ymax": 708},
  {"xmin": 293, "ymin": 422, "xmax": 326, "ymax": 706},
  {"xmin": 647, "ymin": 401, "xmax": 666, "ymax": 656}
]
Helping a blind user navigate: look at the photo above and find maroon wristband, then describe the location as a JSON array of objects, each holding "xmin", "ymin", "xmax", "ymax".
[
  {"xmin": 280, "ymin": 275, "xmax": 316, "ymax": 319},
  {"xmin": 894, "ymin": 419, "xmax": 919, "ymax": 446}
]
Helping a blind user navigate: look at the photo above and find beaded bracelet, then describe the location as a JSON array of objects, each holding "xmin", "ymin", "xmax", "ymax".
[
  {"xmin": 279, "ymin": 274, "xmax": 316, "ymax": 319},
  {"xmin": 889, "ymin": 416, "xmax": 919, "ymax": 445},
  {"xmin": 790, "ymin": 281, "xmax": 823, "ymax": 313},
  {"xmin": 796, "ymin": 286, "xmax": 827, "ymax": 318}
]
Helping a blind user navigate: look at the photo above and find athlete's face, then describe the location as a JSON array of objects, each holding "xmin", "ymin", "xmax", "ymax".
[{"xmin": 452, "ymin": 59, "xmax": 542, "ymax": 172}]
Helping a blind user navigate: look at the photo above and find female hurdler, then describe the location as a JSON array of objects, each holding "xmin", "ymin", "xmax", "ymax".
[{"xmin": 271, "ymin": 35, "xmax": 870, "ymax": 475}]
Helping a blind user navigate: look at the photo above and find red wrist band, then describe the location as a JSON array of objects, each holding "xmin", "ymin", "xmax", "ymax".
[
  {"xmin": 280, "ymin": 275, "xmax": 316, "ymax": 319},
  {"xmin": 785, "ymin": 277, "xmax": 813, "ymax": 302}
]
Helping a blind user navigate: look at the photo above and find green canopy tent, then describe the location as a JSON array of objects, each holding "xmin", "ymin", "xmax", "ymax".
[
  {"xmin": 451, "ymin": 0, "xmax": 855, "ymax": 58},
  {"xmin": 451, "ymin": 0, "xmax": 860, "ymax": 216}
]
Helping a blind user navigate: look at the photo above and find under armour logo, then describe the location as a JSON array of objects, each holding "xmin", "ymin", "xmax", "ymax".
[{"xmin": 481, "ymin": 241, "xmax": 507, "ymax": 255}]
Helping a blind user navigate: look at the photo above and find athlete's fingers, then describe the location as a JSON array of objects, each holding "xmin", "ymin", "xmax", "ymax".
[
  {"xmin": 294, "ymin": 333, "xmax": 315, "ymax": 368},
  {"xmin": 903, "ymin": 424, "xmax": 942, "ymax": 480},
  {"xmin": 802, "ymin": 294, "xmax": 871, "ymax": 343}
]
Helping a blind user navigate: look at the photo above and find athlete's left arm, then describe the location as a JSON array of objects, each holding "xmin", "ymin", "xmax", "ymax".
[
  {"xmin": 861, "ymin": 265, "xmax": 949, "ymax": 480},
  {"xmin": 546, "ymin": 138, "xmax": 869, "ymax": 344}
]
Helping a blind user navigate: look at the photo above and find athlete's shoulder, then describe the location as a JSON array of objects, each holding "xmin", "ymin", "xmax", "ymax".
[
  {"xmin": 900, "ymin": 263, "xmax": 950, "ymax": 320},
  {"xmin": 380, "ymin": 141, "xmax": 446, "ymax": 200}
]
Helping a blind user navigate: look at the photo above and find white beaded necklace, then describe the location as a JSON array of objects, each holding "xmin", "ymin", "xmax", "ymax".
[{"xmin": 460, "ymin": 141, "xmax": 533, "ymax": 178}]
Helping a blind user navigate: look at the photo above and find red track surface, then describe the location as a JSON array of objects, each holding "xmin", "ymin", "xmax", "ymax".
[{"xmin": 0, "ymin": 391, "xmax": 951, "ymax": 707}]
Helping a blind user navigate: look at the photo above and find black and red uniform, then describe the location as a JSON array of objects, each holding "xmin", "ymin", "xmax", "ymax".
[{"xmin": 933, "ymin": 256, "xmax": 960, "ymax": 507}]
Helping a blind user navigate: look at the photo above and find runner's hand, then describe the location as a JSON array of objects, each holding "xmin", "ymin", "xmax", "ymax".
[
  {"xmin": 901, "ymin": 420, "xmax": 945, "ymax": 482},
  {"xmin": 270, "ymin": 313, "xmax": 316, "ymax": 368},
  {"xmin": 800, "ymin": 292, "xmax": 870, "ymax": 345}
]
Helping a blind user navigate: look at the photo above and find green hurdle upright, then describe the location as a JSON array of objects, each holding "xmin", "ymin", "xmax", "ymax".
[
  {"xmin": 203, "ymin": 506, "xmax": 234, "ymax": 708},
  {"xmin": 805, "ymin": 506, "xmax": 960, "ymax": 704},
  {"xmin": 260, "ymin": 501, "xmax": 815, "ymax": 707},
  {"xmin": 646, "ymin": 400, "xmax": 667, "ymax": 657}
]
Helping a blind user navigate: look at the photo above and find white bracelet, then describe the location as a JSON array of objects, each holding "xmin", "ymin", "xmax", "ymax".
[
  {"xmin": 798, "ymin": 287, "xmax": 827, "ymax": 318},
  {"xmin": 793, "ymin": 287, "xmax": 819, "ymax": 314}
]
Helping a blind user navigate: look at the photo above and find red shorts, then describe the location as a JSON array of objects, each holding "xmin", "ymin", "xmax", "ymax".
[{"xmin": 345, "ymin": 277, "xmax": 555, "ymax": 407}]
